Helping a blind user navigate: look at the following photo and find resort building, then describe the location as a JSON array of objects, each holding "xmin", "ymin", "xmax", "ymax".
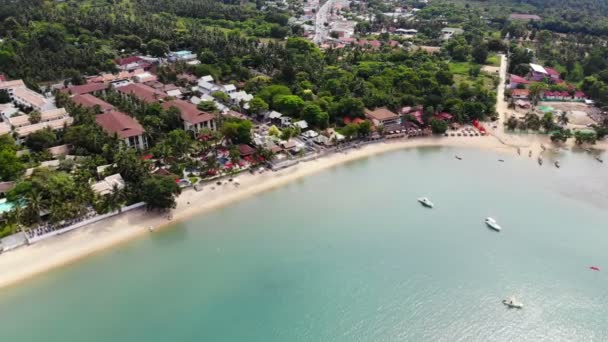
[
  {"xmin": 161, "ymin": 99, "xmax": 217, "ymax": 134},
  {"xmin": 115, "ymin": 56, "xmax": 151, "ymax": 72},
  {"xmin": 60, "ymin": 83, "xmax": 109, "ymax": 96},
  {"xmin": 510, "ymin": 89, "xmax": 530, "ymax": 100},
  {"xmin": 116, "ymin": 83, "xmax": 166, "ymax": 105},
  {"xmin": 529, "ymin": 63, "xmax": 561, "ymax": 82},
  {"xmin": 364, "ymin": 107, "xmax": 400, "ymax": 127},
  {"xmin": 91, "ymin": 174, "xmax": 125, "ymax": 196},
  {"xmin": 95, "ymin": 111, "xmax": 148, "ymax": 149},
  {"xmin": 9, "ymin": 108, "xmax": 73, "ymax": 143},
  {"xmin": 71, "ymin": 94, "xmax": 115, "ymax": 113}
]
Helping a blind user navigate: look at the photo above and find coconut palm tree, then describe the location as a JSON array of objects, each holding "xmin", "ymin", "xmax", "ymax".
[
  {"xmin": 25, "ymin": 189, "xmax": 44, "ymax": 224},
  {"xmin": 558, "ymin": 111, "xmax": 569, "ymax": 126}
]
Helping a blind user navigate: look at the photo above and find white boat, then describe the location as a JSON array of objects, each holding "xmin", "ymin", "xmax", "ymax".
[
  {"xmin": 485, "ymin": 217, "xmax": 501, "ymax": 231},
  {"xmin": 417, "ymin": 197, "xmax": 434, "ymax": 208},
  {"xmin": 502, "ymin": 297, "xmax": 523, "ymax": 309}
]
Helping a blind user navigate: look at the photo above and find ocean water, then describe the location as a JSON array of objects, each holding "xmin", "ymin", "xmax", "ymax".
[{"xmin": 0, "ymin": 146, "xmax": 607, "ymax": 342}]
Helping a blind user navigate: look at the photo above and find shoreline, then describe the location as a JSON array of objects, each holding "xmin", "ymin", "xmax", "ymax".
[{"xmin": 0, "ymin": 135, "xmax": 602, "ymax": 290}]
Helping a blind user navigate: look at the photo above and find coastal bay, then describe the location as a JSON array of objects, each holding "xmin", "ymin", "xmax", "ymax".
[{"xmin": 0, "ymin": 143, "xmax": 606, "ymax": 341}]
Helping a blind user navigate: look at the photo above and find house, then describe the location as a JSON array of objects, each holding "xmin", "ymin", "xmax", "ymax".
[
  {"xmin": 95, "ymin": 111, "xmax": 148, "ymax": 149},
  {"xmin": 91, "ymin": 174, "xmax": 125, "ymax": 196},
  {"xmin": 0, "ymin": 80, "xmax": 26, "ymax": 99},
  {"xmin": 574, "ymin": 91, "xmax": 587, "ymax": 101},
  {"xmin": 544, "ymin": 67, "xmax": 561, "ymax": 81},
  {"xmin": 223, "ymin": 84, "xmax": 237, "ymax": 94},
  {"xmin": 237, "ymin": 144, "xmax": 256, "ymax": 157},
  {"xmin": 529, "ymin": 63, "xmax": 548, "ymax": 81},
  {"xmin": 0, "ymin": 121, "xmax": 11, "ymax": 136},
  {"xmin": 116, "ymin": 83, "xmax": 166, "ymax": 104},
  {"xmin": 302, "ymin": 130, "xmax": 319, "ymax": 139},
  {"xmin": 511, "ymin": 89, "xmax": 530, "ymax": 100},
  {"xmin": 357, "ymin": 39, "xmax": 381, "ymax": 49},
  {"xmin": 364, "ymin": 107, "xmax": 400, "ymax": 126},
  {"xmin": 48, "ymin": 144, "xmax": 71, "ymax": 158},
  {"xmin": 133, "ymin": 72, "xmax": 157, "ymax": 83},
  {"xmin": 508, "ymin": 74, "xmax": 530, "ymax": 89},
  {"xmin": 515, "ymin": 100, "xmax": 531, "ymax": 109},
  {"xmin": 71, "ymin": 94, "xmax": 115, "ymax": 113},
  {"xmin": 395, "ymin": 28, "xmax": 418, "ymax": 36},
  {"xmin": 293, "ymin": 120, "xmax": 309, "ymax": 130},
  {"xmin": 162, "ymin": 99, "xmax": 217, "ymax": 133},
  {"xmin": 200, "ymin": 75, "xmax": 214, "ymax": 83},
  {"xmin": 115, "ymin": 56, "xmax": 150, "ymax": 71},
  {"xmin": 509, "ymin": 14, "xmax": 541, "ymax": 21},
  {"xmin": 177, "ymin": 73, "xmax": 198, "ymax": 85},
  {"xmin": 60, "ymin": 83, "xmax": 109, "ymax": 96},
  {"xmin": 441, "ymin": 28, "xmax": 464, "ymax": 40}
]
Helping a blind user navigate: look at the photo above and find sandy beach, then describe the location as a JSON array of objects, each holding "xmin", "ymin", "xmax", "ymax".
[
  {"xmin": 0, "ymin": 133, "xmax": 604, "ymax": 290},
  {"xmin": 0, "ymin": 137, "xmax": 506, "ymax": 289}
]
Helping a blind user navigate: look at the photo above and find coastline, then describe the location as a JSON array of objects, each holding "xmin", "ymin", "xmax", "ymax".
[{"xmin": 0, "ymin": 135, "xmax": 601, "ymax": 290}]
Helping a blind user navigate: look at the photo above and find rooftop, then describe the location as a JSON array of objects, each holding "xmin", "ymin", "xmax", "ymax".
[
  {"xmin": 116, "ymin": 83, "xmax": 166, "ymax": 103},
  {"xmin": 60, "ymin": 83, "xmax": 109, "ymax": 96},
  {"xmin": 365, "ymin": 107, "xmax": 399, "ymax": 121},
  {"xmin": 509, "ymin": 13, "xmax": 541, "ymax": 21},
  {"xmin": 162, "ymin": 99, "xmax": 215, "ymax": 125},
  {"xmin": 71, "ymin": 94, "xmax": 115, "ymax": 112},
  {"xmin": 0, "ymin": 79, "xmax": 26, "ymax": 90},
  {"xmin": 529, "ymin": 63, "xmax": 547, "ymax": 74},
  {"xmin": 12, "ymin": 88, "xmax": 47, "ymax": 108},
  {"xmin": 95, "ymin": 111, "xmax": 145, "ymax": 139}
]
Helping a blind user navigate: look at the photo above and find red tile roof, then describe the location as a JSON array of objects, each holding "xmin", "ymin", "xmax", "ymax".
[
  {"xmin": 95, "ymin": 111, "xmax": 145, "ymax": 139},
  {"xmin": 71, "ymin": 94, "xmax": 115, "ymax": 112},
  {"xmin": 60, "ymin": 83, "xmax": 109, "ymax": 96},
  {"xmin": 511, "ymin": 89, "xmax": 530, "ymax": 97},
  {"xmin": 509, "ymin": 74, "xmax": 530, "ymax": 84},
  {"xmin": 162, "ymin": 99, "xmax": 215, "ymax": 125},
  {"xmin": 238, "ymin": 144, "xmax": 256, "ymax": 156},
  {"xmin": 544, "ymin": 67, "xmax": 560, "ymax": 77},
  {"xmin": 117, "ymin": 83, "xmax": 166, "ymax": 103},
  {"xmin": 116, "ymin": 56, "xmax": 143, "ymax": 66}
]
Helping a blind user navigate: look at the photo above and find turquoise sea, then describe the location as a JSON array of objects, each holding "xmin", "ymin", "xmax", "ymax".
[{"xmin": 0, "ymin": 146, "xmax": 607, "ymax": 341}]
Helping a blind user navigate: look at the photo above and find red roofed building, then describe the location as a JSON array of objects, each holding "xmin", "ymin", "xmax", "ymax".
[
  {"xmin": 434, "ymin": 112, "xmax": 453, "ymax": 121},
  {"xmin": 162, "ymin": 99, "xmax": 217, "ymax": 133},
  {"xmin": 511, "ymin": 89, "xmax": 530, "ymax": 99},
  {"xmin": 71, "ymin": 94, "xmax": 115, "ymax": 113},
  {"xmin": 508, "ymin": 74, "xmax": 530, "ymax": 89},
  {"xmin": 116, "ymin": 83, "xmax": 166, "ymax": 104},
  {"xmin": 95, "ymin": 111, "xmax": 147, "ymax": 149},
  {"xmin": 543, "ymin": 67, "xmax": 560, "ymax": 81},
  {"xmin": 115, "ymin": 56, "xmax": 151, "ymax": 71},
  {"xmin": 60, "ymin": 83, "xmax": 109, "ymax": 96}
]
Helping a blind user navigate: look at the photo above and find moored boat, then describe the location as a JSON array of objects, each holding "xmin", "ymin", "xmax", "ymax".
[
  {"xmin": 555, "ymin": 161, "xmax": 560, "ymax": 168},
  {"xmin": 502, "ymin": 297, "xmax": 523, "ymax": 309},
  {"xmin": 417, "ymin": 197, "xmax": 434, "ymax": 208},
  {"xmin": 485, "ymin": 217, "xmax": 501, "ymax": 231},
  {"xmin": 538, "ymin": 156, "xmax": 543, "ymax": 165}
]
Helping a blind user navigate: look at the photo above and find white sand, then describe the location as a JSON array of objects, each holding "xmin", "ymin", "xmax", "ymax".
[{"xmin": 0, "ymin": 136, "xmax": 516, "ymax": 289}]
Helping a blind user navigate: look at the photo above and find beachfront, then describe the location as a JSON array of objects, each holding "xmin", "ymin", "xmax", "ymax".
[{"xmin": 0, "ymin": 131, "xmax": 605, "ymax": 289}]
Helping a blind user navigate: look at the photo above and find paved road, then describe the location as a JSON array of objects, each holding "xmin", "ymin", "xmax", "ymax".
[{"xmin": 313, "ymin": 0, "xmax": 337, "ymax": 44}]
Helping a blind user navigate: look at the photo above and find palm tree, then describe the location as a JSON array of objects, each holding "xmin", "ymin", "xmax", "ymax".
[
  {"xmin": 25, "ymin": 189, "xmax": 43, "ymax": 224},
  {"xmin": 108, "ymin": 184, "xmax": 125, "ymax": 213},
  {"xmin": 558, "ymin": 111, "xmax": 569, "ymax": 126}
]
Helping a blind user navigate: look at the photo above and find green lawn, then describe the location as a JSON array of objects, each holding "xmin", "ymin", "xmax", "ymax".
[
  {"xmin": 449, "ymin": 62, "xmax": 471, "ymax": 75},
  {"xmin": 486, "ymin": 54, "xmax": 500, "ymax": 67}
]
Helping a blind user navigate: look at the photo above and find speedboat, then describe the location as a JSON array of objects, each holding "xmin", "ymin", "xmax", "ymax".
[
  {"xmin": 485, "ymin": 217, "xmax": 501, "ymax": 231},
  {"xmin": 502, "ymin": 297, "xmax": 523, "ymax": 309},
  {"xmin": 418, "ymin": 197, "xmax": 434, "ymax": 208}
]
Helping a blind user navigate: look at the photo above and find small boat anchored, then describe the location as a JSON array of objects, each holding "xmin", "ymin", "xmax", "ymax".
[
  {"xmin": 538, "ymin": 156, "xmax": 543, "ymax": 165},
  {"xmin": 502, "ymin": 297, "xmax": 524, "ymax": 309},
  {"xmin": 455, "ymin": 155, "xmax": 463, "ymax": 160},
  {"xmin": 417, "ymin": 197, "xmax": 434, "ymax": 208},
  {"xmin": 485, "ymin": 217, "xmax": 501, "ymax": 231},
  {"xmin": 596, "ymin": 157, "xmax": 604, "ymax": 163},
  {"xmin": 517, "ymin": 147, "xmax": 521, "ymax": 155},
  {"xmin": 555, "ymin": 161, "xmax": 560, "ymax": 168},
  {"xmin": 528, "ymin": 150, "xmax": 532, "ymax": 158}
]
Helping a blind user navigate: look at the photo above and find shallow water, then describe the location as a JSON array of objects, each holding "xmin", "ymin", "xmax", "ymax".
[{"xmin": 0, "ymin": 146, "xmax": 607, "ymax": 341}]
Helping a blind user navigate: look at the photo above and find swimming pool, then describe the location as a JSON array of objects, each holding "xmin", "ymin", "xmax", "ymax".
[{"xmin": 0, "ymin": 198, "xmax": 16, "ymax": 214}]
